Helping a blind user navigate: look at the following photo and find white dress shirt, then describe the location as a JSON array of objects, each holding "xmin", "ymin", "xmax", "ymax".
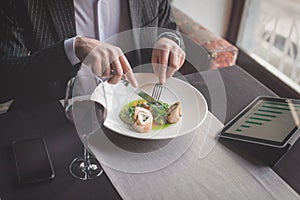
[{"xmin": 64, "ymin": 0, "xmax": 130, "ymax": 65}]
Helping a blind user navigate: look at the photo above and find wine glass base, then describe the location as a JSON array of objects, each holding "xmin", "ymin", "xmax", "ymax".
[{"xmin": 69, "ymin": 157, "xmax": 103, "ymax": 180}]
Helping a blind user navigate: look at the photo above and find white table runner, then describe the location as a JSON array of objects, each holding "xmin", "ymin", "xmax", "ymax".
[
  {"xmin": 87, "ymin": 111, "xmax": 299, "ymax": 200},
  {"xmin": 84, "ymin": 80, "xmax": 300, "ymax": 200}
]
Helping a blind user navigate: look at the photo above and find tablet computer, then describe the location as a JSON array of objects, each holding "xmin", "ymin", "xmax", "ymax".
[{"xmin": 219, "ymin": 96, "xmax": 300, "ymax": 148}]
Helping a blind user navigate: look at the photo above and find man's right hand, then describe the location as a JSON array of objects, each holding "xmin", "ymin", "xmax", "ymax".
[{"xmin": 74, "ymin": 36, "xmax": 138, "ymax": 87}]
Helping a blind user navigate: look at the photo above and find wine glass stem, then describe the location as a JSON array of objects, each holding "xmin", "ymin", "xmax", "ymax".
[
  {"xmin": 84, "ymin": 147, "xmax": 88, "ymax": 164},
  {"xmin": 83, "ymin": 147, "xmax": 92, "ymax": 169}
]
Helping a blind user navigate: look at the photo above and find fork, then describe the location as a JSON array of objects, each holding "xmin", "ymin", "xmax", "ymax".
[{"xmin": 151, "ymin": 83, "xmax": 163, "ymax": 101}]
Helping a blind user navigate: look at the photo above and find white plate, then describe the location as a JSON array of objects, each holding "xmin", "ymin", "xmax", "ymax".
[{"xmin": 91, "ymin": 73, "xmax": 208, "ymax": 140}]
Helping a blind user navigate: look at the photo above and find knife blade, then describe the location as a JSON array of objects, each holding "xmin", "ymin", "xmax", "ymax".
[
  {"xmin": 95, "ymin": 74, "xmax": 158, "ymax": 103},
  {"xmin": 135, "ymin": 88, "xmax": 157, "ymax": 103}
]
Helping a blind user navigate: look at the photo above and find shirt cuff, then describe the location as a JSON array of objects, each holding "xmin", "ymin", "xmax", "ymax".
[
  {"xmin": 64, "ymin": 36, "xmax": 81, "ymax": 66},
  {"xmin": 156, "ymin": 32, "xmax": 181, "ymax": 47}
]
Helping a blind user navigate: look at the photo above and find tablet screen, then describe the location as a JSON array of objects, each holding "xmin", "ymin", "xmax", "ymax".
[{"xmin": 221, "ymin": 97, "xmax": 300, "ymax": 147}]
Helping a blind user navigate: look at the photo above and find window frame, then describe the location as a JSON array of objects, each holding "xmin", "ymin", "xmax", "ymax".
[{"xmin": 226, "ymin": 0, "xmax": 300, "ymax": 99}]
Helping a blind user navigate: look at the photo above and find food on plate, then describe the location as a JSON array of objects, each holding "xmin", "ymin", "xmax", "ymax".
[
  {"xmin": 133, "ymin": 107, "xmax": 153, "ymax": 133},
  {"xmin": 119, "ymin": 99, "xmax": 181, "ymax": 133},
  {"xmin": 167, "ymin": 102, "xmax": 181, "ymax": 123}
]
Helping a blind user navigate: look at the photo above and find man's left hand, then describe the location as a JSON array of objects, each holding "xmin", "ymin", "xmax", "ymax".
[{"xmin": 151, "ymin": 37, "xmax": 186, "ymax": 84}]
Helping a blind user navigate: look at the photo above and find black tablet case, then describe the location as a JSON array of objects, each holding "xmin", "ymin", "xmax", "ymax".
[{"xmin": 219, "ymin": 134, "xmax": 290, "ymax": 167}]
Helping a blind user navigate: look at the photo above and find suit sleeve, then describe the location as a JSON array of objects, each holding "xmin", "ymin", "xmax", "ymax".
[
  {"xmin": 157, "ymin": 0, "xmax": 185, "ymax": 50},
  {"xmin": 0, "ymin": 1, "xmax": 79, "ymax": 103}
]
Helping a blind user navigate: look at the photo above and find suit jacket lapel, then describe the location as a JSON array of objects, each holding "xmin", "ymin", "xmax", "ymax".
[{"xmin": 46, "ymin": 0, "xmax": 76, "ymax": 40}]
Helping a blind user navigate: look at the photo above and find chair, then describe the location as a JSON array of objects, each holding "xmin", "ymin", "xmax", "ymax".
[{"xmin": 172, "ymin": 6, "xmax": 238, "ymax": 70}]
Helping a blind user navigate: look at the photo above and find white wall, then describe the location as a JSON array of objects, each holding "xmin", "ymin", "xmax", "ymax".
[{"xmin": 172, "ymin": 0, "xmax": 233, "ymax": 38}]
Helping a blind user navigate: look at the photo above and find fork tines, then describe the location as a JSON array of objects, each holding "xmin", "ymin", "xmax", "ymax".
[{"xmin": 152, "ymin": 83, "xmax": 163, "ymax": 101}]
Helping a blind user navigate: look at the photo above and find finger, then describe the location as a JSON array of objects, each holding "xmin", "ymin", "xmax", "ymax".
[
  {"xmin": 158, "ymin": 49, "xmax": 170, "ymax": 84},
  {"xmin": 166, "ymin": 51, "xmax": 179, "ymax": 78},
  {"xmin": 152, "ymin": 49, "xmax": 159, "ymax": 77},
  {"xmin": 119, "ymin": 55, "xmax": 138, "ymax": 88},
  {"xmin": 179, "ymin": 51, "xmax": 186, "ymax": 67},
  {"xmin": 166, "ymin": 67, "xmax": 176, "ymax": 79},
  {"xmin": 91, "ymin": 58, "xmax": 103, "ymax": 77},
  {"xmin": 179, "ymin": 56, "xmax": 185, "ymax": 68},
  {"xmin": 125, "ymin": 70, "xmax": 138, "ymax": 88},
  {"xmin": 101, "ymin": 54, "xmax": 111, "ymax": 75},
  {"xmin": 170, "ymin": 51, "xmax": 179, "ymax": 69},
  {"xmin": 92, "ymin": 53, "xmax": 109, "ymax": 77},
  {"xmin": 108, "ymin": 59, "xmax": 123, "ymax": 84},
  {"xmin": 102, "ymin": 66, "xmax": 111, "ymax": 78}
]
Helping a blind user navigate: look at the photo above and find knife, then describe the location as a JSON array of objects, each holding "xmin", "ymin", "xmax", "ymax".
[
  {"xmin": 135, "ymin": 88, "xmax": 157, "ymax": 103},
  {"xmin": 95, "ymin": 75, "xmax": 159, "ymax": 103},
  {"xmin": 118, "ymin": 76, "xmax": 159, "ymax": 103}
]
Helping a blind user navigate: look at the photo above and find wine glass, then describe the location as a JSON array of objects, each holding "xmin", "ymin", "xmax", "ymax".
[{"xmin": 64, "ymin": 71, "xmax": 105, "ymax": 180}]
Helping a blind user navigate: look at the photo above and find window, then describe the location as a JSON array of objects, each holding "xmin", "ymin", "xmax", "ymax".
[{"xmin": 237, "ymin": 0, "xmax": 300, "ymax": 93}]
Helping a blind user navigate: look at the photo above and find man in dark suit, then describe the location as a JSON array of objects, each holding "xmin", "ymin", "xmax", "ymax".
[{"xmin": 0, "ymin": 0, "xmax": 185, "ymax": 109}]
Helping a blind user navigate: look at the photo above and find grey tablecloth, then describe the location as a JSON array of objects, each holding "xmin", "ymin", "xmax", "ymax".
[
  {"xmin": 90, "ymin": 112, "xmax": 299, "ymax": 200},
  {"xmin": 87, "ymin": 68, "xmax": 299, "ymax": 199}
]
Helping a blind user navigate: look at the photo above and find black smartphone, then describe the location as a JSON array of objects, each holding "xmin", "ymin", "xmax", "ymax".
[{"xmin": 12, "ymin": 138, "xmax": 55, "ymax": 184}]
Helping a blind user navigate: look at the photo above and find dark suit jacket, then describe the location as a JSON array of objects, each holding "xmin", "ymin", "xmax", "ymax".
[{"xmin": 0, "ymin": 0, "xmax": 181, "ymax": 109}]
